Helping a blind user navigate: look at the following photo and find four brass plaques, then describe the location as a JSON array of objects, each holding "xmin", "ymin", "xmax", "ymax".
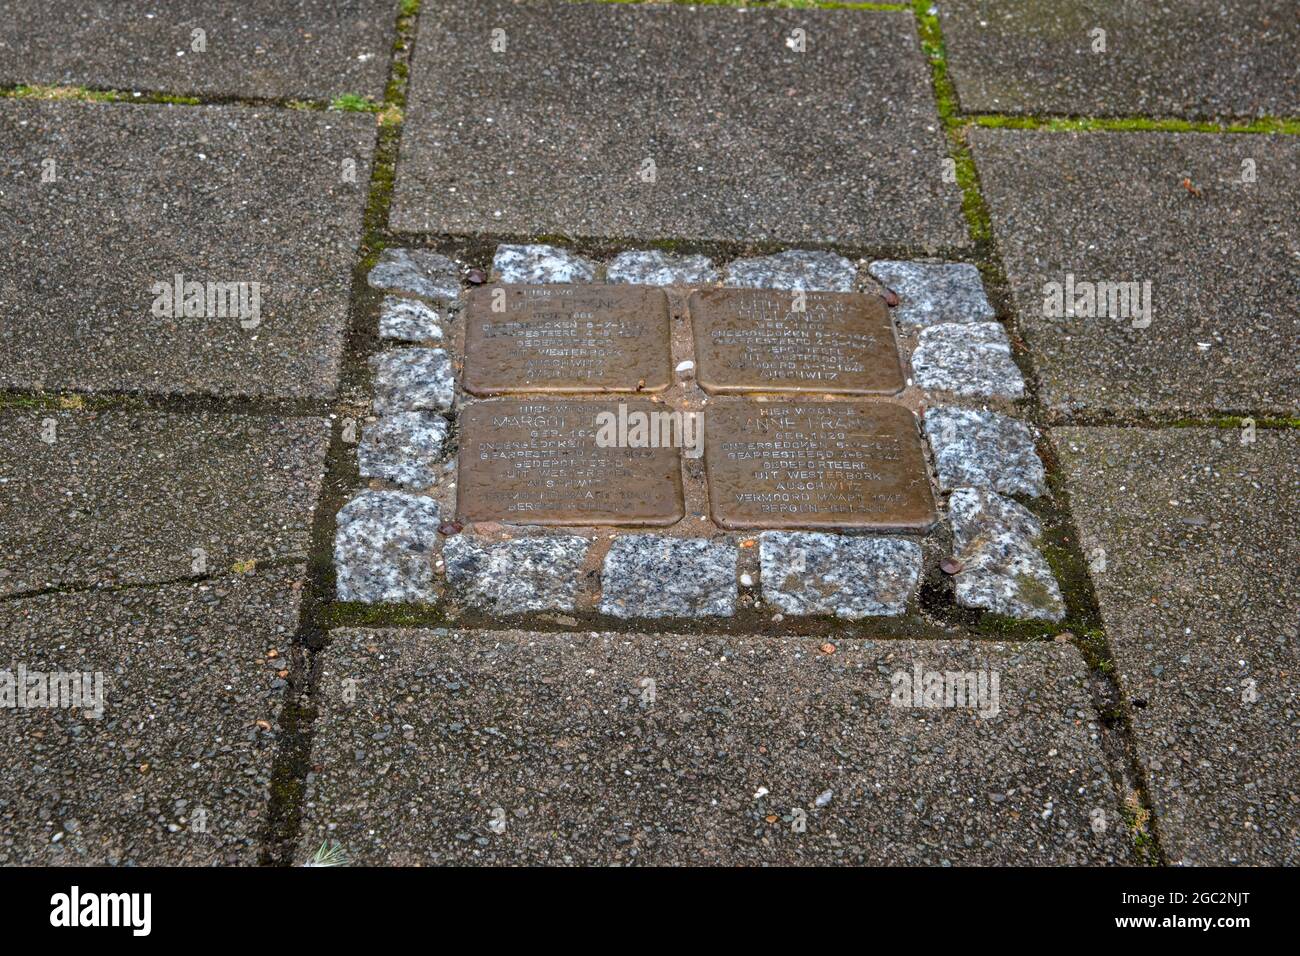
[{"xmin": 458, "ymin": 285, "xmax": 935, "ymax": 529}]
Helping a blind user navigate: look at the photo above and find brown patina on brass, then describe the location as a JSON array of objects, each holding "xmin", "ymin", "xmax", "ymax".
[
  {"xmin": 690, "ymin": 288, "xmax": 904, "ymax": 395},
  {"xmin": 456, "ymin": 399, "xmax": 685, "ymax": 526},
  {"xmin": 703, "ymin": 400, "xmax": 936, "ymax": 531},
  {"xmin": 463, "ymin": 284, "xmax": 672, "ymax": 396}
]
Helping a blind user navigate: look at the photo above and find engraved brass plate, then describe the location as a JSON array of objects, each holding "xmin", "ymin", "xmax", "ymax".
[
  {"xmin": 690, "ymin": 289, "xmax": 904, "ymax": 395},
  {"xmin": 703, "ymin": 400, "xmax": 936, "ymax": 530},
  {"xmin": 463, "ymin": 284, "xmax": 672, "ymax": 395},
  {"xmin": 456, "ymin": 399, "xmax": 685, "ymax": 526}
]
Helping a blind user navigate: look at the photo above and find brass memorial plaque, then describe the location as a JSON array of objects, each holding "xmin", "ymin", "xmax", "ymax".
[
  {"xmin": 689, "ymin": 289, "xmax": 905, "ymax": 395},
  {"xmin": 456, "ymin": 399, "xmax": 685, "ymax": 526},
  {"xmin": 462, "ymin": 284, "xmax": 672, "ymax": 396},
  {"xmin": 703, "ymin": 400, "xmax": 937, "ymax": 531}
]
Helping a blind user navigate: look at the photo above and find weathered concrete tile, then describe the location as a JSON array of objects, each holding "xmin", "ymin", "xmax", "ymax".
[
  {"xmin": 948, "ymin": 488, "xmax": 1064, "ymax": 622},
  {"xmin": 334, "ymin": 490, "xmax": 441, "ymax": 604},
  {"xmin": 724, "ymin": 250, "xmax": 857, "ymax": 293},
  {"xmin": 357, "ymin": 411, "xmax": 449, "ymax": 489},
  {"xmin": 759, "ymin": 532, "xmax": 921, "ymax": 619},
  {"xmin": 607, "ymin": 250, "xmax": 717, "ymax": 287},
  {"xmin": 0, "ymin": 410, "xmax": 328, "ymax": 597},
  {"xmin": 0, "ymin": 565, "xmax": 304, "ymax": 864},
  {"xmin": 491, "ymin": 244, "xmax": 596, "ymax": 285},
  {"xmin": 0, "ymin": 100, "xmax": 374, "ymax": 399},
  {"xmin": 0, "ymin": 0, "xmax": 397, "ymax": 101},
  {"xmin": 300, "ymin": 630, "xmax": 1134, "ymax": 864},
  {"xmin": 369, "ymin": 348, "xmax": 455, "ymax": 414},
  {"xmin": 1056, "ymin": 426, "xmax": 1298, "ymax": 864},
  {"xmin": 378, "ymin": 296, "xmax": 444, "ymax": 343},
  {"xmin": 444, "ymin": 535, "xmax": 590, "ymax": 615},
  {"xmin": 911, "ymin": 322, "xmax": 1025, "ymax": 399},
  {"xmin": 868, "ymin": 260, "xmax": 994, "ymax": 327},
  {"xmin": 393, "ymin": 0, "xmax": 967, "ymax": 248},
  {"xmin": 971, "ymin": 130, "xmax": 1299, "ymax": 415},
  {"xmin": 600, "ymin": 536, "xmax": 735, "ymax": 619},
  {"xmin": 940, "ymin": 0, "xmax": 1298, "ymax": 120},
  {"xmin": 367, "ymin": 248, "xmax": 460, "ymax": 303},
  {"xmin": 925, "ymin": 406, "xmax": 1045, "ymax": 497}
]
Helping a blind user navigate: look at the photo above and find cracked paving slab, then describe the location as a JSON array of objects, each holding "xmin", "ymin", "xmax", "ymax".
[
  {"xmin": 299, "ymin": 630, "xmax": 1135, "ymax": 865},
  {"xmin": 0, "ymin": 565, "xmax": 304, "ymax": 865},
  {"xmin": 0, "ymin": 100, "xmax": 374, "ymax": 399},
  {"xmin": 0, "ymin": 410, "xmax": 329, "ymax": 597}
]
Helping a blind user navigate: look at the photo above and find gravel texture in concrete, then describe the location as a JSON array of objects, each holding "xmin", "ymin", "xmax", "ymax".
[
  {"xmin": 0, "ymin": 410, "xmax": 328, "ymax": 597},
  {"xmin": 0, "ymin": 0, "xmax": 397, "ymax": 101},
  {"xmin": 0, "ymin": 100, "xmax": 374, "ymax": 399},
  {"xmin": 392, "ymin": 0, "xmax": 967, "ymax": 248},
  {"xmin": 940, "ymin": 0, "xmax": 1299, "ymax": 120},
  {"xmin": 1056, "ymin": 426, "xmax": 1298, "ymax": 864},
  {"xmin": 299, "ymin": 630, "xmax": 1134, "ymax": 865},
  {"xmin": 971, "ymin": 129, "xmax": 1299, "ymax": 416},
  {"xmin": 0, "ymin": 565, "xmax": 304, "ymax": 864}
]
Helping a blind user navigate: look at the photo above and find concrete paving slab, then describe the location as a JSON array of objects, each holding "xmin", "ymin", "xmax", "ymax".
[
  {"xmin": 940, "ymin": 0, "xmax": 1299, "ymax": 120},
  {"xmin": 0, "ymin": 0, "xmax": 397, "ymax": 101},
  {"xmin": 971, "ymin": 129, "xmax": 1299, "ymax": 416},
  {"xmin": 0, "ymin": 565, "xmax": 303, "ymax": 864},
  {"xmin": 300, "ymin": 630, "xmax": 1133, "ymax": 865},
  {"xmin": 392, "ymin": 0, "xmax": 967, "ymax": 249},
  {"xmin": 0, "ymin": 410, "xmax": 328, "ymax": 596},
  {"xmin": 1055, "ymin": 426, "xmax": 1299, "ymax": 865},
  {"xmin": 0, "ymin": 100, "xmax": 373, "ymax": 399}
]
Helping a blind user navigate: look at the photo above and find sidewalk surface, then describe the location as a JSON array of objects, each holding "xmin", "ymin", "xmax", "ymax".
[{"xmin": 0, "ymin": 0, "xmax": 1294, "ymax": 866}]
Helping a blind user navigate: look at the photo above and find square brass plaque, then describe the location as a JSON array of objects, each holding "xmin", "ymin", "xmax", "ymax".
[
  {"xmin": 456, "ymin": 399, "xmax": 685, "ymax": 526},
  {"xmin": 462, "ymin": 284, "xmax": 672, "ymax": 396},
  {"xmin": 689, "ymin": 289, "xmax": 904, "ymax": 395},
  {"xmin": 703, "ymin": 400, "xmax": 937, "ymax": 531}
]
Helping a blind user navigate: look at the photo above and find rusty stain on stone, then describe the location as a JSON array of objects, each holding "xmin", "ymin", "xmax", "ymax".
[
  {"xmin": 689, "ymin": 288, "xmax": 905, "ymax": 395},
  {"xmin": 462, "ymin": 283, "xmax": 672, "ymax": 396},
  {"xmin": 702, "ymin": 400, "xmax": 936, "ymax": 531},
  {"xmin": 456, "ymin": 399, "xmax": 685, "ymax": 526}
]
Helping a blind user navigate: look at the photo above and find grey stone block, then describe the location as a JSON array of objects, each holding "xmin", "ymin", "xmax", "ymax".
[
  {"xmin": 607, "ymin": 250, "xmax": 718, "ymax": 286},
  {"xmin": 444, "ymin": 535, "xmax": 591, "ymax": 614},
  {"xmin": 492, "ymin": 244, "xmax": 596, "ymax": 285},
  {"xmin": 925, "ymin": 406, "xmax": 1045, "ymax": 497},
  {"xmin": 600, "ymin": 536, "xmax": 736, "ymax": 619},
  {"xmin": 948, "ymin": 488, "xmax": 1064, "ymax": 622},
  {"xmin": 370, "ymin": 348, "xmax": 455, "ymax": 414},
  {"xmin": 367, "ymin": 248, "xmax": 460, "ymax": 303},
  {"xmin": 911, "ymin": 322, "xmax": 1025, "ymax": 399},
  {"xmin": 868, "ymin": 260, "xmax": 994, "ymax": 326},
  {"xmin": 724, "ymin": 250, "xmax": 856, "ymax": 292},
  {"xmin": 357, "ymin": 412, "xmax": 450, "ymax": 489},
  {"xmin": 759, "ymin": 532, "xmax": 922, "ymax": 619},
  {"xmin": 334, "ymin": 490, "xmax": 441, "ymax": 604},
  {"xmin": 378, "ymin": 296, "xmax": 445, "ymax": 343}
]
